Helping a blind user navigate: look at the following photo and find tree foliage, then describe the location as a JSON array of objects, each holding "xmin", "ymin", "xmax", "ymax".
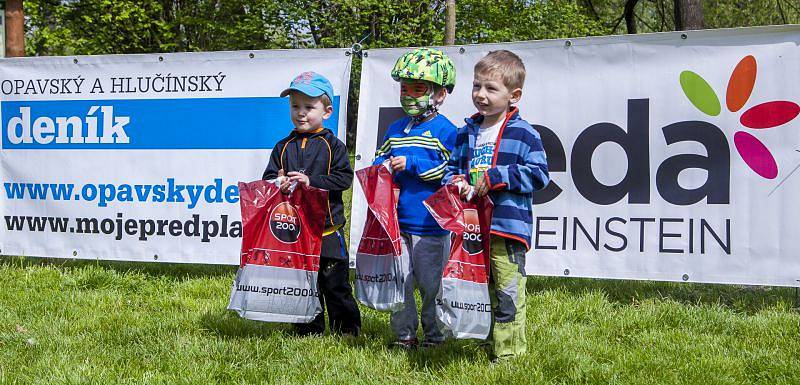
[
  {"xmin": 21, "ymin": 0, "xmax": 800, "ymax": 146},
  {"xmin": 24, "ymin": 0, "xmax": 616, "ymax": 56},
  {"xmin": 582, "ymin": 0, "xmax": 800, "ymax": 34}
]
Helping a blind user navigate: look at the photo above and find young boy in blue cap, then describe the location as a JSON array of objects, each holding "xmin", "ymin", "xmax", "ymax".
[{"xmin": 263, "ymin": 71, "xmax": 361, "ymax": 336}]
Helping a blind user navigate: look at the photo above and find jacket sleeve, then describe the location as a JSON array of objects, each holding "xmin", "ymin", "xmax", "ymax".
[
  {"xmin": 309, "ymin": 138, "xmax": 353, "ymax": 192},
  {"xmin": 262, "ymin": 141, "xmax": 284, "ymax": 180},
  {"xmin": 486, "ymin": 134, "xmax": 549, "ymax": 193},
  {"xmin": 442, "ymin": 130, "xmax": 466, "ymax": 185},
  {"xmin": 373, "ymin": 133, "xmax": 392, "ymax": 166},
  {"xmin": 408, "ymin": 126, "xmax": 456, "ymax": 183},
  {"xmin": 372, "ymin": 140, "xmax": 392, "ymax": 166}
]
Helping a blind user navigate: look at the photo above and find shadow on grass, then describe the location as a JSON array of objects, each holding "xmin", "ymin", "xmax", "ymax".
[
  {"xmin": 200, "ymin": 305, "xmax": 393, "ymax": 342},
  {"xmin": 526, "ymin": 275, "xmax": 798, "ymax": 313},
  {"xmin": 403, "ymin": 339, "xmax": 490, "ymax": 370},
  {"xmin": 342, "ymin": 311, "xmax": 490, "ymax": 370},
  {"xmin": 201, "ymin": 302, "xmax": 487, "ymax": 369},
  {"xmin": 0, "ymin": 255, "xmax": 236, "ymax": 279},
  {"xmin": 199, "ymin": 308, "xmax": 290, "ymax": 339}
]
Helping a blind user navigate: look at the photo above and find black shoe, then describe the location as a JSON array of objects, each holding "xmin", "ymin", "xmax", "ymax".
[
  {"xmin": 339, "ymin": 326, "xmax": 360, "ymax": 338},
  {"xmin": 291, "ymin": 325, "xmax": 324, "ymax": 337},
  {"xmin": 420, "ymin": 340, "xmax": 444, "ymax": 348}
]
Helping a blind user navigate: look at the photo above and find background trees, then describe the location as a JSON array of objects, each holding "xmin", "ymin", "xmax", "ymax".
[{"xmin": 21, "ymin": 0, "xmax": 800, "ymax": 145}]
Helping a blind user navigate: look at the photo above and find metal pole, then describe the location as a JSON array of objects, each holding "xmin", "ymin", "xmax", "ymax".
[
  {"xmin": 5, "ymin": 0, "xmax": 23, "ymax": 57},
  {"xmin": 795, "ymin": 280, "xmax": 800, "ymax": 310},
  {"xmin": 445, "ymin": 0, "xmax": 456, "ymax": 45},
  {"xmin": 0, "ymin": 1, "xmax": 6, "ymax": 57}
]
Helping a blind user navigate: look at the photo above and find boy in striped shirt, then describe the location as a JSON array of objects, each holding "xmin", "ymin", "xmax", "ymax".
[
  {"xmin": 373, "ymin": 48, "xmax": 457, "ymax": 349},
  {"xmin": 444, "ymin": 50, "xmax": 550, "ymax": 360}
]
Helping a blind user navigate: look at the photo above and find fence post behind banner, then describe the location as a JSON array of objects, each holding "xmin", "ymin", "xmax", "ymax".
[
  {"xmin": 4, "ymin": 0, "xmax": 22, "ymax": 57},
  {"xmin": 795, "ymin": 280, "xmax": 800, "ymax": 310},
  {"xmin": 0, "ymin": 1, "xmax": 5, "ymax": 57}
]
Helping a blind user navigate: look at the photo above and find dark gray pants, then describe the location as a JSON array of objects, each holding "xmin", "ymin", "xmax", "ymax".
[{"xmin": 390, "ymin": 232, "xmax": 449, "ymax": 342}]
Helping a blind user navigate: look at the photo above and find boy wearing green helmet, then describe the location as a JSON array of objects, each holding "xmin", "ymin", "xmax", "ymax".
[{"xmin": 372, "ymin": 47, "xmax": 457, "ymax": 349}]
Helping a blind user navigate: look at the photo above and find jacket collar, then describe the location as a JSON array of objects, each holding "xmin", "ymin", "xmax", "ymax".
[
  {"xmin": 290, "ymin": 127, "xmax": 329, "ymax": 139},
  {"xmin": 464, "ymin": 107, "xmax": 520, "ymax": 135}
]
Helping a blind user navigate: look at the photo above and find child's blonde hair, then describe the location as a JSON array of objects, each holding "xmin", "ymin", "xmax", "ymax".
[
  {"xmin": 474, "ymin": 50, "xmax": 526, "ymax": 90},
  {"xmin": 290, "ymin": 91, "xmax": 332, "ymax": 108},
  {"xmin": 319, "ymin": 94, "xmax": 332, "ymax": 107}
]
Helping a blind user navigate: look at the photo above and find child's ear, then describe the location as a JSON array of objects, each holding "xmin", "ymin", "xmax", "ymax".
[
  {"xmin": 322, "ymin": 105, "xmax": 334, "ymax": 119},
  {"xmin": 433, "ymin": 87, "xmax": 448, "ymax": 105},
  {"xmin": 510, "ymin": 88, "xmax": 522, "ymax": 104}
]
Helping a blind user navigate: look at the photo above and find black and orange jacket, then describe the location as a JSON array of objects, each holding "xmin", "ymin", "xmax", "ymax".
[{"xmin": 262, "ymin": 128, "xmax": 353, "ymax": 234}]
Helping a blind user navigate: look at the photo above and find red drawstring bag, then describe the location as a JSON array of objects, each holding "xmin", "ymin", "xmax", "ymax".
[
  {"xmin": 354, "ymin": 164, "xmax": 405, "ymax": 311},
  {"xmin": 228, "ymin": 180, "xmax": 327, "ymax": 323},
  {"xmin": 424, "ymin": 183, "xmax": 493, "ymax": 339}
]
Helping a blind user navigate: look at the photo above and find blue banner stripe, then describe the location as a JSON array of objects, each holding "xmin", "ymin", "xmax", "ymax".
[{"xmin": 1, "ymin": 97, "xmax": 340, "ymax": 149}]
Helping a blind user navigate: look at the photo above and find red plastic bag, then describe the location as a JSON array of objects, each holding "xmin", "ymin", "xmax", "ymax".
[
  {"xmin": 228, "ymin": 180, "xmax": 327, "ymax": 323},
  {"xmin": 354, "ymin": 163, "xmax": 405, "ymax": 311},
  {"xmin": 424, "ymin": 183, "xmax": 493, "ymax": 339}
]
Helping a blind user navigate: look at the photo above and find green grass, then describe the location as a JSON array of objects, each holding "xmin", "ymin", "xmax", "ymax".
[
  {"xmin": 1, "ymin": 256, "xmax": 798, "ymax": 385},
  {"xmin": 2, "ymin": 164, "xmax": 800, "ymax": 384}
]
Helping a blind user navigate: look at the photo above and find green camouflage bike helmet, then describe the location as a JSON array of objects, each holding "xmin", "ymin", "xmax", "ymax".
[{"xmin": 391, "ymin": 47, "xmax": 456, "ymax": 93}]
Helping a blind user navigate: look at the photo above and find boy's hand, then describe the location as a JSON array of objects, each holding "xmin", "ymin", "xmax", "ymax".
[
  {"xmin": 475, "ymin": 174, "xmax": 490, "ymax": 197},
  {"xmin": 279, "ymin": 180, "xmax": 293, "ymax": 194},
  {"xmin": 451, "ymin": 175, "xmax": 474, "ymax": 200},
  {"xmin": 287, "ymin": 171, "xmax": 310, "ymax": 187},
  {"xmin": 389, "ymin": 156, "xmax": 406, "ymax": 172},
  {"xmin": 275, "ymin": 169, "xmax": 291, "ymax": 193}
]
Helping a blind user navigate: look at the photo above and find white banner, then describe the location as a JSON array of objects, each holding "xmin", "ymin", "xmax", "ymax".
[
  {"xmin": 351, "ymin": 26, "xmax": 800, "ymax": 286},
  {"xmin": 1, "ymin": 48, "xmax": 352, "ymax": 264}
]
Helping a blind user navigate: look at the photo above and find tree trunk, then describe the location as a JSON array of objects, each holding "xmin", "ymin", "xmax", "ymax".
[
  {"xmin": 674, "ymin": 0, "xmax": 704, "ymax": 31},
  {"xmin": 6, "ymin": 0, "xmax": 24, "ymax": 57},
  {"xmin": 445, "ymin": 0, "xmax": 456, "ymax": 45},
  {"xmin": 624, "ymin": 0, "xmax": 640, "ymax": 34}
]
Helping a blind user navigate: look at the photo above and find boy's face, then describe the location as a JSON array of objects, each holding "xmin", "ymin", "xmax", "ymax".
[
  {"xmin": 471, "ymin": 72, "xmax": 522, "ymax": 120},
  {"xmin": 399, "ymin": 80, "xmax": 445, "ymax": 116},
  {"xmin": 289, "ymin": 91, "xmax": 333, "ymax": 132}
]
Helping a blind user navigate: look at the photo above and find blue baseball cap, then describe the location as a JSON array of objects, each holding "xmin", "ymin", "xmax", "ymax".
[{"xmin": 280, "ymin": 71, "xmax": 335, "ymax": 102}]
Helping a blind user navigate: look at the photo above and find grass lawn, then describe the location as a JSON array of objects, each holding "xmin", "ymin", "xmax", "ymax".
[
  {"xmin": 1, "ymin": 257, "xmax": 799, "ymax": 385},
  {"xmin": 2, "ymin": 172, "xmax": 800, "ymax": 384}
]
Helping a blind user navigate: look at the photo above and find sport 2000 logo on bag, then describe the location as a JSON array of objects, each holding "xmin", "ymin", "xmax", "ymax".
[
  {"xmin": 228, "ymin": 180, "xmax": 327, "ymax": 323},
  {"xmin": 425, "ymin": 183, "xmax": 493, "ymax": 340}
]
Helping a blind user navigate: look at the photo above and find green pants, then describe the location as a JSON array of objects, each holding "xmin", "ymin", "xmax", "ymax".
[{"xmin": 488, "ymin": 237, "xmax": 527, "ymax": 358}]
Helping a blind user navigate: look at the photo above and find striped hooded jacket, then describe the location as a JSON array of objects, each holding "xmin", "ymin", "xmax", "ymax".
[{"xmin": 443, "ymin": 107, "xmax": 549, "ymax": 249}]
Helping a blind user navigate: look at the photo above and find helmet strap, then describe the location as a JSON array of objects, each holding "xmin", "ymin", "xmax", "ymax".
[{"xmin": 403, "ymin": 106, "xmax": 438, "ymax": 134}]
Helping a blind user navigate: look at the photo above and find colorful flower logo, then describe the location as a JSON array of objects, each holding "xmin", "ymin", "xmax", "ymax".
[{"xmin": 679, "ymin": 55, "xmax": 800, "ymax": 179}]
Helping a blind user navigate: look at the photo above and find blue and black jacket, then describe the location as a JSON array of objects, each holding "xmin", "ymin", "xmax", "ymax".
[
  {"xmin": 263, "ymin": 127, "xmax": 352, "ymax": 234},
  {"xmin": 444, "ymin": 108, "xmax": 549, "ymax": 249},
  {"xmin": 374, "ymin": 114, "xmax": 457, "ymax": 236}
]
